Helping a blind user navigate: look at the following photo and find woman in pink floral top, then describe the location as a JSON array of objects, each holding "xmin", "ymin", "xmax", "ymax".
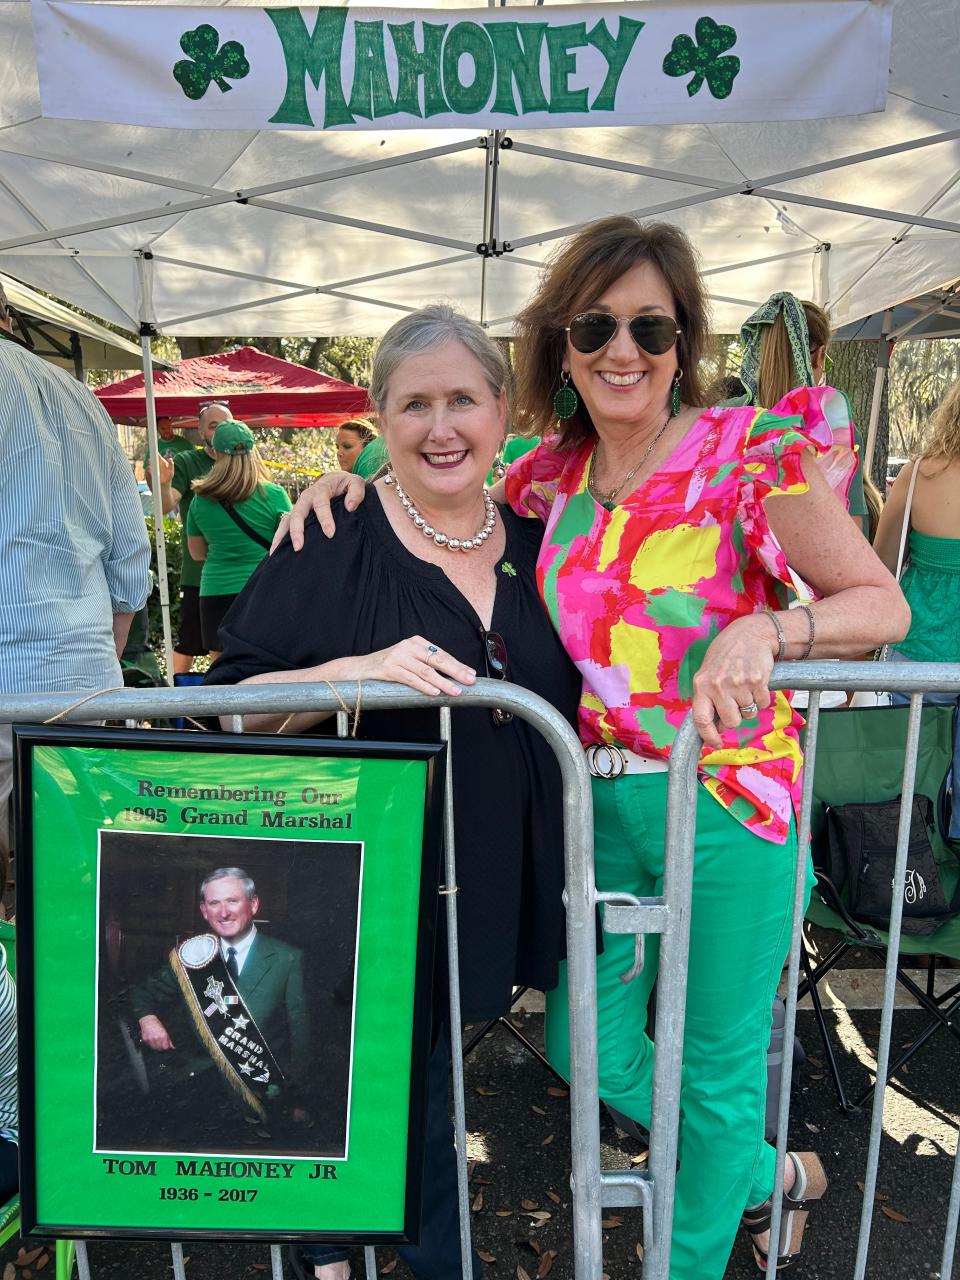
[
  {"xmin": 277, "ymin": 219, "xmax": 908, "ymax": 1279},
  {"xmin": 504, "ymin": 216, "xmax": 907, "ymax": 1277}
]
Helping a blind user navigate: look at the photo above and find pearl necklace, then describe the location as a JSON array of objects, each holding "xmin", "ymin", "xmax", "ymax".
[
  {"xmin": 587, "ymin": 411, "xmax": 672, "ymax": 505},
  {"xmin": 384, "ymin": 472, "xmax": 497, "ymax": 552}
]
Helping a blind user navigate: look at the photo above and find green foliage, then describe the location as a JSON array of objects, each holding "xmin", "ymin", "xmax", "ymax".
[
  {"xmin": 173, "ymin": 24, "xmax": 250, "ymax": 99},
  {"xmin": 145, "ymin": 515, "xmax": 183, "ymax": 656}
]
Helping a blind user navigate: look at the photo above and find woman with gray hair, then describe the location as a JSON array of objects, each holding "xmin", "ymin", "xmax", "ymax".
[{"xmin": 206, "ymin": 304, "xmax": 580, "ymax": 1280}]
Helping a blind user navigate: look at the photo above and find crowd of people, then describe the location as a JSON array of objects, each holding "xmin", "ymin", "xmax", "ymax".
[{"xmin": 0, "ymin": 209, "xmax": 956, "ymax": 1279}]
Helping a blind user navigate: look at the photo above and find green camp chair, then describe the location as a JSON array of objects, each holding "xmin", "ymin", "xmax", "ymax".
[
  {"xmin": 0, "ymin": 921, "xmax": 76, "ymax": 1278},
  {"xmin": 800, "ymin": 703, "xmax": 960, "ymax": 1111}
]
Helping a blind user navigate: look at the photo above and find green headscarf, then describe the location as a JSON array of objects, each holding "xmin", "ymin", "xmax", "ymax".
[{"xmin": 735, "ymin": 292, "xmax": 815, "ymax": 406}]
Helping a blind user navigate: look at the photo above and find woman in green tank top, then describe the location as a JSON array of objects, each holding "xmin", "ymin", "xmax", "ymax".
[{"xmin": 875, "ymin": 381, "xmax": 960, "ymax": 667}]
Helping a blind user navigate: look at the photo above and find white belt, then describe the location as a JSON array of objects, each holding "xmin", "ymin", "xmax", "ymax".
[{"xmin": 585, "ymin": 743, "xmax": 669, "ymax": 779}]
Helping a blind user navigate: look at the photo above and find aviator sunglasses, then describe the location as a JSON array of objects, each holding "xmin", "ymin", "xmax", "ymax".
[
  {"xmin": 481, "ymin": 628, "xmax": 513, "ymax": 727},
  {"xmin": 566, "ymin": 312, "xmax": 681, "ymax": 356}
]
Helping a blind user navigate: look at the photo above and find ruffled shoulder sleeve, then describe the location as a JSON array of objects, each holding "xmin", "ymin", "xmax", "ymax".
[
  {"xmin": 766, "ymin": 385, "xmax": 858, "ymax": 512},
  {"xmin": 738, "ymin": 407, "xmax": 830, "ymax": 599},
  {"xmin": 504, "ymin": 434, "xmax": 572, "ymax": 522}
]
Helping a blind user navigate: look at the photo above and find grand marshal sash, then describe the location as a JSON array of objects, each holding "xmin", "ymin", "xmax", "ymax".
[{"xmin": 170, "ymin": 934, "xmax": 285, "ymax": 1122}]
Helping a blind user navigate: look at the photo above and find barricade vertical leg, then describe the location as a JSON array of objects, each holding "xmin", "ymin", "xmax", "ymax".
[
  {"xmin": 74, "ymin": 1241, "xmax": 90, "ymax": 1280},
  {"xmin": 644, "ymin": 717, "xmax": 698, "ymax": 1280},
  {"xmin": 768, "ymin": 692, "xmax": 823, "ymax": 1257},
  {"xmin": 852, "ymin": 693, "xmax": 924, "ymax": 1280},
  {"xmin": 438, "ymin": 706, "xmax": 474, "ymax": 1280},
  {"xmin": 270, "ymin": 1244, "xmax": 283, "ymax": 1279},
  {"xmin": 363, "ymin": 1244, "xmax": 378, "ymax": 1277},
  {"xmin": 170, "ymin": 1241, "xmax": 187, "ymax": 1280}
]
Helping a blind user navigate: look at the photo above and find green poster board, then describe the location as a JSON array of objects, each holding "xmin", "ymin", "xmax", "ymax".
[{"xmin": 14, "ymin": 727, "xmax": 444, "ymax": 1242}]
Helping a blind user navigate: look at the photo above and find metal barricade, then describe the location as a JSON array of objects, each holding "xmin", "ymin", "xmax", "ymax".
[
  {"xmin": 0, "ymin": 679, "xmax": 600, "ymax": 1280},
  {"xmin": 6, "ymin": 660, "xmax": 960, "ymax": 1280},
  {"xmin": 633, "ymin": 660, "xmax": 960, "ymax": 1280}
]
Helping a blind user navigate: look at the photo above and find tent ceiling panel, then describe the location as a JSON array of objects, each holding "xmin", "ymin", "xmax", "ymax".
[{"xmin": 1, "ymin": 0, "xmax": 958, "ymax": 337}]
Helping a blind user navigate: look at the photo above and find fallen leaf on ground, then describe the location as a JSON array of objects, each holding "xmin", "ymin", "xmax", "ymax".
[
  {"xmin": 636, "ymin": 1243, "xmax": 645, "ymax": 1261},
  {"xmin": 477, "ymin": 1252, "xmax": 497, "ymax": 1264},
  {"xmin": 476, "ymin": 1086, "xmax": 499, "ymax": 1096},
  {"xmin": 602, "ymin": 1216, "xmax": 624, "ymax": 1229},
  {"xmin": 804, "ymin": 1121, "xmax": 820, "ymax": 1133},
  {"xmin": 472, "ymin": 1189, "xmax": 484, "ymax": 1212},
  {"xmin": 496, "ymin": 1209, "xmax": 513, "ymax": 1217},
  {"xmin": 547, "ymin": 1087, "xmax": 569, "ymax": 1098},
  {"xmin": 541, "ymin": 1134, "xmax": 555, "ymax": 1147},
  {"xmin": 880, "ymin": 1205, "xmax": 911, "ymax": 1223},
  {"xmin": 529, "ymin": 1210, "xmax": 552, "ymax": 1222},
  {"xmin": 631, "ymin": 1152, "xmax": 648, "ymax": 1166},
  {"xmin": 546, "ymin": 1190, "xmax": 561, "ymax": 1204},
  {"xmin": 517, "ymin": 1266, "xmax": 532, "ymax": 1280},
  {"xmin": 531, "ymin": 1105, "xmax": 547, "ymax": 1116},
  {"xmin": 521, "ymin": 1199, "xmax": 540, "ymax": 1210},
  {"xmin": 380, "ymin": 1260, "xmax": 398, "ymax": 1275},
  {"xmin": 18, "ymin": 1251, "xmax": 43, "ymax": 1266},
  {"xmin": 856, "ymin": 1181, "xmax": 890, "ymax": 1202},
  {"xmin": 807, "ymin": 1055, "xmax": 823, "ymax": 1068},
  {"xmin": 537, "ymin": 1249, "xmax": 558, "ymax": 1277},
  {"xmin": 35, "ymin": 1262, "xmax": 49, "ymax": 1275},
  {"xmin": 3, "ymin": 1264, "xmax": 13, "ymax": 1280}
]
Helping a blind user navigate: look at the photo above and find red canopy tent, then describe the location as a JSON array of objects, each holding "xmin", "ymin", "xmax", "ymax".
[{"xmin": 96, "ymin": 345, "xmax": 369, "ymax": 427}]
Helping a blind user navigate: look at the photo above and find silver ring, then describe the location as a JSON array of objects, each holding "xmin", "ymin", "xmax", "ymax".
[
  {"xmin": 740, "ymin": 701, "xmax": 758, "ymax": 717},
  {"xmin": 427, "ymin": 644, "xmax": 439, "ymax": 657}
]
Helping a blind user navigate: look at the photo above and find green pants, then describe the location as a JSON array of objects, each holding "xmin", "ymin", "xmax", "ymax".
[{"xmin": 545, "ymin": 773, "xmax": 810, "ymax": 1279}]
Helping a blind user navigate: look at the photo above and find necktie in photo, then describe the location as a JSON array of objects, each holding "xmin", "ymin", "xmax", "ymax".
[{"xmin": 226, "ymin": 946, "xmax": 239, "ymax": 982}]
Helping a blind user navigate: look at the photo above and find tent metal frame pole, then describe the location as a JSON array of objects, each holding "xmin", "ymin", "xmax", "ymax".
[
  {"xmin": 149, "ymin": 250, "xmax": 477, "ymax": 294},
  {"xmin": 887, "ymin": 279, "xmax": 960, "ymax": 341},
  {"xmin": 748, "ymin": 187, "xmax": 960, "ymax": 236},
  {"xmin": 138, "ymin": 257, "xmax": 175, "ymax": 685},
  {"xmin": 510, "ymin": 127, "xmax": 960, "ymax": 194},
  {"xmin": 863, "ymin": 309, "xmax": 894, "ymax": 484},
  {"xmin": 814, "ymin": 243, "xmax": 831, "ymax": 308},
  {"xmin": 160, "ymin": 284, "xmax": 415, "ymax": 331},
  {"xmin": 0, "ymin": 138, "xmax": 480, "ymax": 202}
]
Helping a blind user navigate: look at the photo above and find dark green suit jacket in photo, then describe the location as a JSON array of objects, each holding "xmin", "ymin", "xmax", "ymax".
[{"xmin": 131, "ymin": 930, "xmax": 312, "ymax": 1098}]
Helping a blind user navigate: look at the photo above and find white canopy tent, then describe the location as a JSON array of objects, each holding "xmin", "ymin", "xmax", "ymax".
[
  {"xmin": 0, "ymin": 0, "xmax": 957, "ymax": 343},
  {"xmin": 1, "ymin": 272, "xmax": 159, "ymax": 374},
  {"xmin": 1, "ymin": 0, "xmax": 957, "ymax": 676}
]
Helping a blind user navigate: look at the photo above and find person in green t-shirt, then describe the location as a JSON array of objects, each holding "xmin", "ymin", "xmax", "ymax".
[
  {"xmin": 186, "ymin": 420, "xmax": 291, "ymax": 659},
  {"xmin": 335, "ymin": 418, "xmax": 378, "ymax": 474},
  {"xmin": 143, "ymin": 417, "xmax": 195, "ymax": 477},
  {"xmin": 485, "ymin": 433, "xmax": 541, "ymax": 485},
  {"xmin": 158, "ymin": 402, "xmax": 232, "ymax": 672}
]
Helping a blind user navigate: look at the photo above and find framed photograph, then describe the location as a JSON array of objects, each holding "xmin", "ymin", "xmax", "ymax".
[{"xmin": 14, "ymin": 726, "xmax": 444, "ymax": 1242}]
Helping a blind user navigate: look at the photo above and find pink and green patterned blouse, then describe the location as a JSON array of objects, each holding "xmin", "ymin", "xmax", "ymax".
[{"xmin": 505, "ymin": 386, "xmax": 856, "ymax": 846}]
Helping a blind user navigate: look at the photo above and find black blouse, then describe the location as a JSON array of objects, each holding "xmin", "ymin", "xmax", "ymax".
[{"xmin": 206, "ymin": 488, "xmax": 581, "ymax": 1022}]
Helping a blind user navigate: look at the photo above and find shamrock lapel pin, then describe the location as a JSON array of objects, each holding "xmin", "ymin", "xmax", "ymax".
[
  {"xmin": 174, "ymin": 24, "xmax": 251, "ymax": 101},
  {"xmin": 663, "ymin": 16, "xmax": 741, "ymax": 100}
]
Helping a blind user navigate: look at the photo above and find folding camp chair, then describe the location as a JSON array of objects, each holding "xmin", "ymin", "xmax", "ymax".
[
  {"xmin": 0, "ymin": 920, "xmax": 76, "ymax": 1279},
  {"xmin": 799, "ymin": 703, "xmax": 960, "ymax": 1111}
]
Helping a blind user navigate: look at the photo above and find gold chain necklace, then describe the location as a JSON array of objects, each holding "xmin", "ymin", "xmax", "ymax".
[{"xmin": 587, "ymin": 412, "xmax": 673, "ymax": 505}]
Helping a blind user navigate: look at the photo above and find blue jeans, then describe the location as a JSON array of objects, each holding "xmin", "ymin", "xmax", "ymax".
[{"xmin": 300, "ymin": 1026, "xmax": 482, "ymax": 1279}]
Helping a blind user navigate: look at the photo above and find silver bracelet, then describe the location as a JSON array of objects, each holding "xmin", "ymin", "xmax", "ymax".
[
  {"xmin": 764, "ymin": 608, "xmax": 785, "ymax": 663},
  {"xmin": 798, "ymin": 604, "xmax": 816, "ymax": 661}
]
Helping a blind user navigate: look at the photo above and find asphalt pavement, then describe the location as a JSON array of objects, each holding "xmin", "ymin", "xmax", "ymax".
[{"xmin": 4, "ymin": 971, "xmax": 957, "ymax": 1280}]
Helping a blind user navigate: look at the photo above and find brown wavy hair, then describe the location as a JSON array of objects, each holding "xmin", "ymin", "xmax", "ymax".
[
  {"xmin": 921, "ymin": 380, "xmax": 960, "ymax": 463},
  {"xmin": 512, "ymin": 217, "xmax": 710, "ymax": 447}
]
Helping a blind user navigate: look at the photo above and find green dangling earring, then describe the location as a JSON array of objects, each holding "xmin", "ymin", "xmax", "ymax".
[
  {"xmin": 670, "ymin": 368, "xmax": 683, "ymax": 418},
  {"xmin": 553, "ymin": 371, "xmax": 578, "ymax": 420}
]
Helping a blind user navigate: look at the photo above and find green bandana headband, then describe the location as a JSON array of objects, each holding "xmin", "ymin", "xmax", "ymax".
[{"xmin": 738, "ymin": 292, "xmax": 815, "ymax": 405}]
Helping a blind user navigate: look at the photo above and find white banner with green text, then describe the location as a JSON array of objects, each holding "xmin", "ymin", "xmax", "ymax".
[{"xmin": 32, "ymin": 0, "xmax": 893, "ymax": 132}]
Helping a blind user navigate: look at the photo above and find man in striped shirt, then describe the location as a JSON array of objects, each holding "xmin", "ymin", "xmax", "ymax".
[{"xmin": 0, "ymin": 282, "xmax": 151, "ymax": 878}]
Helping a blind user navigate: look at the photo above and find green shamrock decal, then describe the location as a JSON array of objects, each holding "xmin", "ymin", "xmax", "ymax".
[
  {"xmin": 663, "ymin": 16, "xmax": 740, "ymax": 99},
  {"xmin": 173, "ymin": 24, "xmax": 250, "ymax": 101}
]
